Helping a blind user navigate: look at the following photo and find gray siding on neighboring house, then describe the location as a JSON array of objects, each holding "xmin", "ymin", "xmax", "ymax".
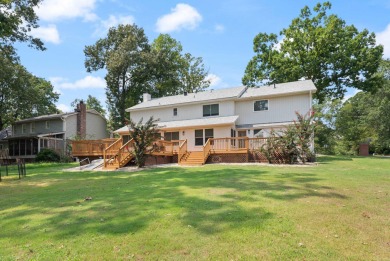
[
  {"xmin": 85, "ymin": 113, "xmax": 108, "ymax": 139},
  {"xmin": 65, "ymin": 114, "xmax": 78, "ymax": 139},
  {"xmin": 234, "ymin": 93, "xmax": 311, "ymax": 125},
  {"xmin": 12, "ymin": 119, "xmax": 64, "ymax": 137},
  {"xmin": 130, "ymin": 100, "xmax": 236, "ymax": 123}
]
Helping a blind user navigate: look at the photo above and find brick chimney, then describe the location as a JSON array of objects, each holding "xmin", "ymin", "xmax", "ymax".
[{"xmin": 76, "ymin": 101, "xmax": 86, "ymax": 139}]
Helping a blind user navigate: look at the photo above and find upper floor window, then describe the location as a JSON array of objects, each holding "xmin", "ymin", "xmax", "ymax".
[
  {"xmin": 45, "ymin": 121, "xmax": 50, "ymax": 129},
  {"xmin": 173, "ymin": 108, "xmax": 177, "ymax": 116},
  {"xmin": 203, "ymin": 104, "xmax": 219, "ymax": 117},
  {"xmin": 22, "ymin": 124, "xmax": 27, "ymax": 134},
  {"xmin": 254, "ymin": 100, "xmax": 268, "ymax": 111},
  {"xmin": 30, "ymin": 122, "xmax": 35, "ymax": 133}
]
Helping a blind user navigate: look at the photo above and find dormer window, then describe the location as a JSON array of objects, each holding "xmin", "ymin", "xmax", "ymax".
[
  {"xmin": 173, "ymin": 108, "xmax": 177, "ymax": 116},
  {"xmin": 203, "ymin": 104, "xmax": 219, "ymax": 117}
]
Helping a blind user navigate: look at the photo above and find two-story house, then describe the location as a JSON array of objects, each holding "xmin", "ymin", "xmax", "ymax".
[
  {"xmin": 116, "ymin": 80, "xmax": 315, "ymax": 146},
  {"xmin": 103, "ymin": 80, "xmax": 315, "ymax": 167},
  {"xmin": 5, "ymin": 102, "xmax": 108, "ymax": 160}
]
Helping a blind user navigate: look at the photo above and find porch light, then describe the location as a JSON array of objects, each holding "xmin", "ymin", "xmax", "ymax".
[
  {"xmin": 182, "ymin": 131, "xmax": 185, "ymax": 136},
  {"xmin": 248, "ymin": 129, "xmax": 250, "ymax": 134}
]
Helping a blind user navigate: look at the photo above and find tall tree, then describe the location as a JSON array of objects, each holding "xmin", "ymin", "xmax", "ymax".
[
  {"xmin": 84, "ymin": 24, "xmax": 151, "ymax": 130},
  {"xmin": 0, "ymin": 0, "xmax": 45, "ymax": 54},
  {"xmin": 149, "ymin": 34, "xmax": 210, "ymax": 96},
  {"xmin": 0, "ymin": 52, "xmax": 59, "ymax": 130},
  {"xmin": 70, "ymin": 95, "xmax": 106, "ymax": 116},
  {"xmin": 335, "ymin": 59, "xmax": 390, "ymax": 154},
  {"xmin": 242, "ymin": 2, "xmax": 383, "ymax": 102}
]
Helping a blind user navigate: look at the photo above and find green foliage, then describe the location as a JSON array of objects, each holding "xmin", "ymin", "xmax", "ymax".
[
  {"xmin": 0, "ymin": 0, "xmax": 45, "ymax": 53},
  {"xmin": 84, "ymin": 24, "xmax": 150, "ymax": 130},
  {"xmin": 243, "ymin": 2, "xmax": 383, "ymax": 102},
  {"xmin": 261, "ymin": 112, "xmax": 315, "ymax": 164},
  {"xmin": 84, "ymin": 28, "xmax": 210, "ymax": 130},
  {"xmin": 70, "ymin": 95, "xmax": 106, "ymax": 116},
  {"xmin": 35, "ymin": 149, "xmax": 61, "ymax": 162},
  {"xmin": 0, "ymin": 51, "xmax": 59, "ymax": 129},
  {"xmin": 127, "ymin": 117, "xmax": 160, "ymax": 168},
  {"xmin": 313, "ymin": 98, "xmax": 343, "ymax": 154}
]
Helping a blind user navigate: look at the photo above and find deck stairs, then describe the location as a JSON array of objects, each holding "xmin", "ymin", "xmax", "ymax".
[
  {"xmin": 179, "ymin": 151, "xmax": 206, "ymax": 165},
  {"xmin": 104, "ymin": 139, "xmax": 134, "ymax": 170}
]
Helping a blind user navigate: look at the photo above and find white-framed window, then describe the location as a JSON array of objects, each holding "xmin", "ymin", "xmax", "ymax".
[
  {"xmin": 173, "ymin": 108, "xmax": 177, "ymax": 116},
  {"xmin": 45, "ymin": 121, "xmax": 50, "ymax": 129},
  {"xmin": 203, "ymin": 104, "xmax": 219, "ymax": 117},
  {"xmin": 195, "ymin": 129, "xmax": 214, "ymax": 146},
  {"xmin": 22, "ymin": 124, "xmax": 27, "ymax": 134},
  {"xmin": 254, "ymin": 100, "xmax": 269, "ymax": 111},
  {"xmin": 30, "ymin": 122, "xmax": 35, "ymax": 133}
]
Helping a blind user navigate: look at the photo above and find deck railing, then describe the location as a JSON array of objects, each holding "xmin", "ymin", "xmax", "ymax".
[
  {"xmin": 203, "ymin": 138, "xmax": 211, "ymax": 163},
  {"xmin": 208, "ymin": 137, "xmax": 268, "ymax": 152},
  {"xmin": 103, "ymin": 138, "xmax": 123, "ymax": 168},
  {"xmin": 71, "ymin": 139, "xmax": 117, "ymax": 157},
  {"xmin": 178, "ymin": 139, "xmax": 187, "ymax": 162}
]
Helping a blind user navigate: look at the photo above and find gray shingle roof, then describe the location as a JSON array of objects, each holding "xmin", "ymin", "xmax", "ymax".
[
  {"xmin": 14, "ymin": 109, "xmax": 106, "ymax": 124},
  {"xmin": 127, "ymin": 80, "xmax": 316, "ymax": 111},
  {"xmin": 240, "ymin": 80, "xmax": 316, "ymax": 99},
  {"xmin": 128, "ymin": 86, "xmax": 247, "ymax": 111}
]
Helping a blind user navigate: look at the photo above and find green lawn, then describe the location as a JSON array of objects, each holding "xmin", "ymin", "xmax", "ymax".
[{"xmin": 0, "ymin": 157, "xmax": 389, "ymax": 260}]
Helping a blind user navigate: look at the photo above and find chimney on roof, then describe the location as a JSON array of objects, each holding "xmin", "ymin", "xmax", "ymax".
[
  {"xmin": 143, "ymin": 93, "xmax": 152, "ymax": 103},
  {"xmin": 76, "ymin": 101, "xmax": 86, "ymax": 139}
]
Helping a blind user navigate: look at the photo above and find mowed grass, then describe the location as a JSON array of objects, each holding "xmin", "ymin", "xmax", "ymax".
[{"xmin": 0, "ymin": 157, "xmax": 389, "ymax": 260}]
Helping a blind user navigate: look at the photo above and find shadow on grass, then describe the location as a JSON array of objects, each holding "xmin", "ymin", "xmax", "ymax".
[{"xmin": 0, "ymin": 166, "xmax": 347, "ymax": 238}]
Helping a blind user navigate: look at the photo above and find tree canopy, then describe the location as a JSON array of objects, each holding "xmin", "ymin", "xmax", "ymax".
[
  {"xmin": 0, "ymin": 52, "xmax": 59, "ymax": 130},
  {"xmin": 0, "ymin": 0, "xmax": 45, "ymax": 54},
  {"xmin": 242, "ymin": 2, "xmax": 383, "ymax": 102},
  {"xmin": 84, "ymin": 26, "xmax": 210, "ymax": 130},
  {"xmin": 70, "ymin": 95, "xmax": 106, "ymax": 116}
]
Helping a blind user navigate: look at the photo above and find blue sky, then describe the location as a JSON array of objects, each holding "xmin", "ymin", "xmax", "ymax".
[{"xmin": 15, "ymin": 0, "xmax": 390, "ymax": 112}]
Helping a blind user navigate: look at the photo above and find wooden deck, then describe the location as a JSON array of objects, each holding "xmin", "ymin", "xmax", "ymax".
[{"xmin": 71, "ymin": 137, "xmax": 269, "ymax": 168}]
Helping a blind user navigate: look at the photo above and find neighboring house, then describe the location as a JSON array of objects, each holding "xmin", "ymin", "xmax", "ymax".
[
  {"xmin": 115, "ymin": 80, "xmax": 316, "ymax": 152},
  {"xmin": 0, "ymin": 127, "xmax": 12, "ymax": 159},
  {"xmin": 5, "ymin": 102, "xmax": 108, "ymax": 159}
]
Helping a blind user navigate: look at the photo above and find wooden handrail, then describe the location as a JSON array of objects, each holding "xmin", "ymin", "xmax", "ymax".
[
  {"xmin": 203, "ymin": 138, "xmax": 211, "ymax": 164},
  {"xmin": 178, "ymin": 139, "xmax": 187, "ymax": 162},
  {"xmin": 104, "ymin": 137, "xmax": 123, "ymax": 168}
]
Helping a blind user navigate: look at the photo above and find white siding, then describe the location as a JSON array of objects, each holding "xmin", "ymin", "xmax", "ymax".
[
  {"xmin": 174, "ymin": 126, "xmax": 232, "ymax": 151},
  {"xmin": 235, "ymin": 93, "xmax": 311, "ymax": 125},
  {"xmin": 130, "ymin": 100, "xmax": 236, "ymax": 123}
]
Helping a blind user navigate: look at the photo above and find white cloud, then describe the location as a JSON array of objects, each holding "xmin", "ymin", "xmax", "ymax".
[
  {"xmin": 215, "ymin": 24, "xmax": 225, "ymax": 33},
  {"xmin": 377, "ymin": 24, "xmax": 390, "ymax": 58},
  {"xmin": 50, "ymin": 76, "xmax": 106, "ymax": 90},
  {"xmin": 57, "ymin": 103, "xmax": 72, "ymax": 112},
  {"xmin": 205, "ymin": 74, "xmax": 222, "ymax": 87},
  {"xmin": 94, "ymin": 15, "xmax": 135, "ymax": 36},
  {"xmin": 35, "ymin": 0, "xmax": 98, "ymax": 22},
  {"xmin": 156, "ymin": 3, "xmax": 202, "ymax": 33},
  {"xmin": 30, "ymin": 24, "xmax": 60, "ymax": 44}
]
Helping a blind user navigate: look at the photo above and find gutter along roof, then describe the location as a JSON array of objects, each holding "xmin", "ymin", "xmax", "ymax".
[
  {"xmin": 114, "ymin": 115, "xmax": 239, "ymax": 133},
  {"xmin": 127, "ymin": 80, "xmax": 316, "ymax": 111}
]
